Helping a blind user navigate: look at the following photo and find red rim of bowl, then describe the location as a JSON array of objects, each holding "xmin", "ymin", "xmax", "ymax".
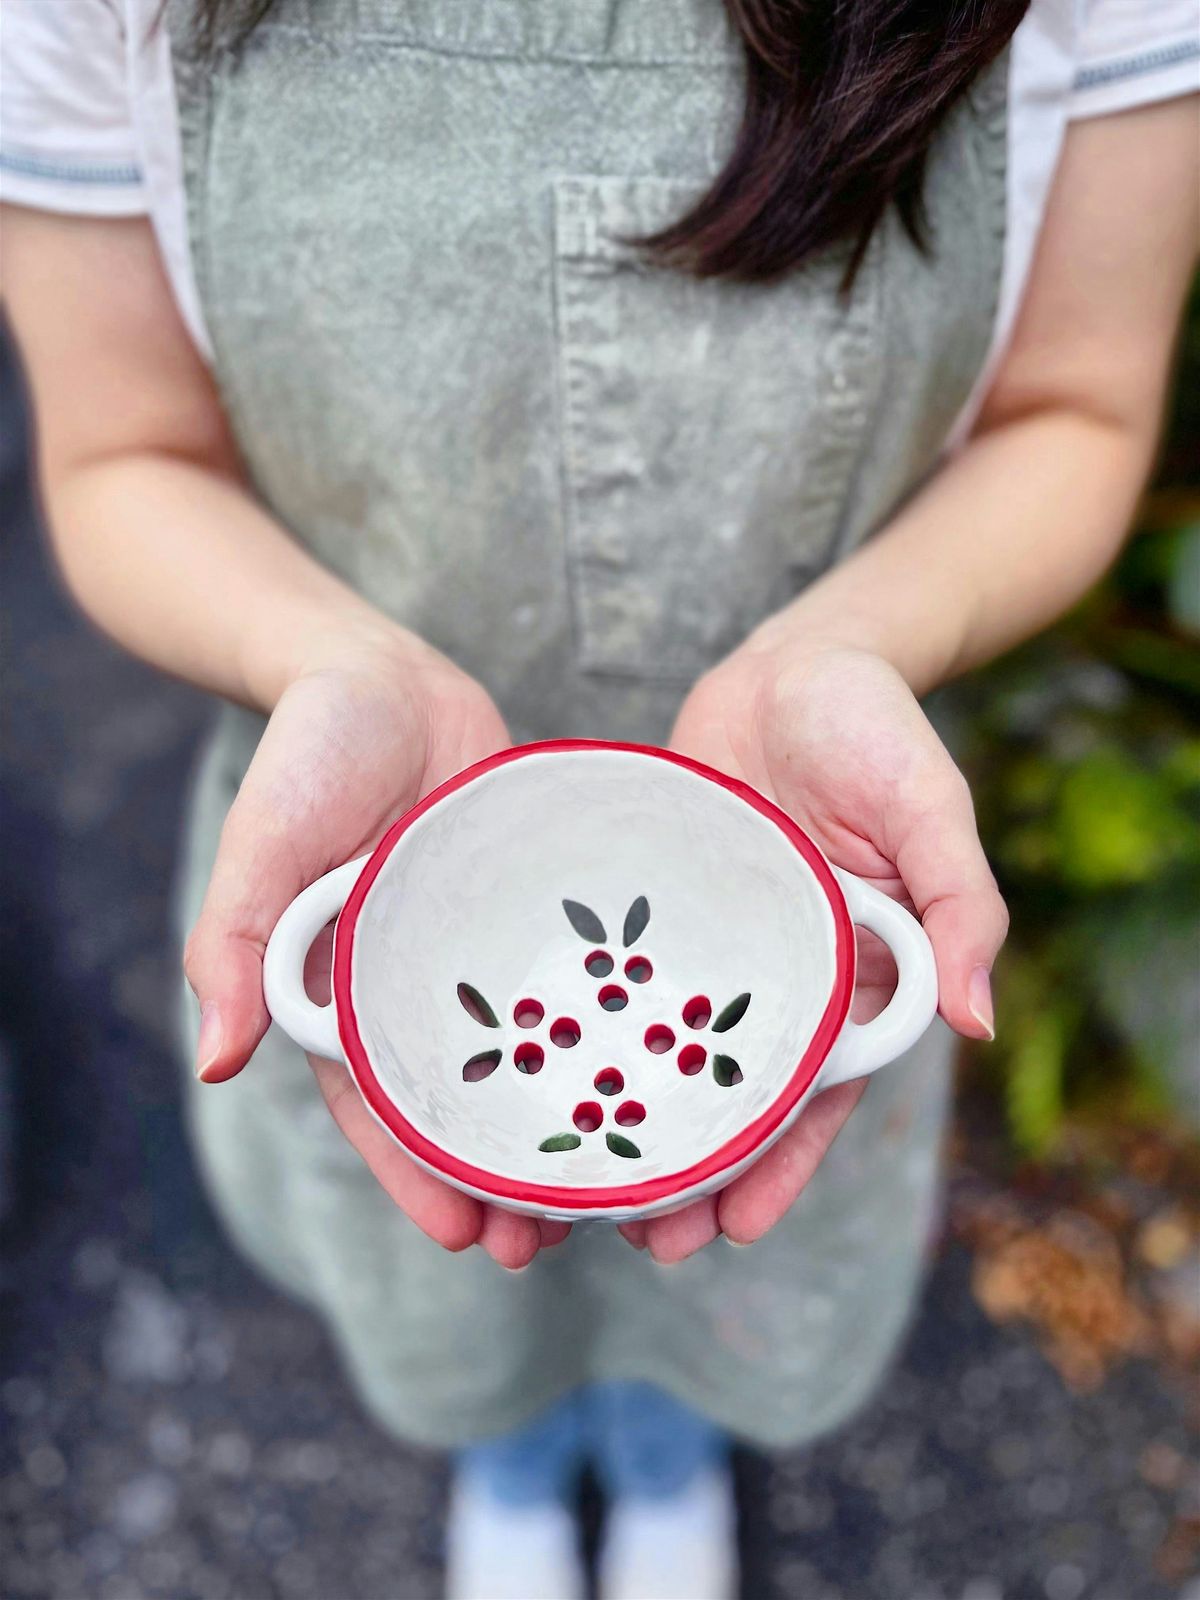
[{"xmin": 331, "ymin": 739, "xmax": 856, "ymax": 1210}]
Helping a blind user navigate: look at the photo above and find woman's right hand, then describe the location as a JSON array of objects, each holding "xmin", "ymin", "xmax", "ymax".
[{"xmin": 183, "ymin": 629, "xmax": 569, "ymax": 1268}]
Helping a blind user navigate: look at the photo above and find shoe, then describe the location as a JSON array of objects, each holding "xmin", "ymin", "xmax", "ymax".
[
  {"xmin": 596, "ymin": 1466, "xmax": 739, "ymax": 1600},
  {"xmin": 443, "ymin": 1473, "xmax": 586, "ymax": 1600}
]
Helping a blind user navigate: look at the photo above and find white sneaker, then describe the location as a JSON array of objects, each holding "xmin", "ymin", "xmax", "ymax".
[
  {"xmin": 443, "ymin": 1474, "xmax": 586, "ymax": 1600},
  {"xmin": 597, "ymin": 1467, "xmax": 739, "ymax": 1600}
]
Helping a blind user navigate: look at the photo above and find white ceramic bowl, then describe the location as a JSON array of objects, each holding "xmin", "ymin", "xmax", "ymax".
[{"xmin": 263, "ymin": 741, "xmax": 938, "ymax": 1221}]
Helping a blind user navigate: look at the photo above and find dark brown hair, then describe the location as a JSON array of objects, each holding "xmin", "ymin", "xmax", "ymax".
[{"xmin": 194, "ymin": 0, "xmax": 1029, "ymax": 284}]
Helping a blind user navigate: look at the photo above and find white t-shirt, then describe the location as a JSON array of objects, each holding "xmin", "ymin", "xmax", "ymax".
[{"xmin": 2, "ymin": 0, "xmax": 1197, "ymax": 435}]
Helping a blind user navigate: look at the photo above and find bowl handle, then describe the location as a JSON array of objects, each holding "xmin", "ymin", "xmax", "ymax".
[
  {"xmin": 818, "ymin": 868, "xmax": 939, "ymax": 1089},
  {"xmin": 262, "ymin": 856, "xmax": 370, "ymax": 1062}
]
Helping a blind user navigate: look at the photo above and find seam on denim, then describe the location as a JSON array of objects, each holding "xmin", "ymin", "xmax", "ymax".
[{"xmin": 1073, "ymin": 39, "xmax": 1199, "ymax": 92}]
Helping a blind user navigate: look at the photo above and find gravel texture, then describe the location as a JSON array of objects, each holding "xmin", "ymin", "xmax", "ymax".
[{"xmin": 1, "ymin": 336, "xmax": 1195, "ymax": 1600}]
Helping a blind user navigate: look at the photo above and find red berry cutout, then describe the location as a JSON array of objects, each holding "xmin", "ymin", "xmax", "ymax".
[
  {"xmin": 625, "ymin": 956, "xmax": 653, "ymax": 984},
  {"xmin": 595, "ymin": 1068, "xmax": 624, "ymax": 1096},
  {"xmin": 645, "ymin": 1024, "xmax": 675, "ymax": 1054},
  {"xmin": 615, "ymin": 1101, "xmax": 645, "ymax": 1128},
  {"xmin": 598, "ymin": 984, "xmax": 628, "ymax": 1012},
  {"xmin": 514, "ymin": 1041, "xmax": 544, "ymax": 1074},
  {"xmin": 514, "ymin": 998, "xmax": 544, "ymax": 1028},
  {"xmin": 682, "ymin": 995, "xmax": 711, "ymax": 1029},
  {"xmin": 550, "ymin": 1017, "xmax": 581, "ymax": 1048},
  {"xmin": 678, "ymin": 1044, "xmax": 706, "ymax": 1075},
  {"xmin": 573, "ymin": 1101, "xmax": 603, "ymax": 1133},
  {"xmin": 585, "ymin": 950, "xmax": 614, "ymax": 977}
]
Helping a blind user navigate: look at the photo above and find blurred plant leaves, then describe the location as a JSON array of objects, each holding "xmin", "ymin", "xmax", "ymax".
[{"xmin": 954, "ymin": 272, "xmax": 1200, "ymax": 1154}]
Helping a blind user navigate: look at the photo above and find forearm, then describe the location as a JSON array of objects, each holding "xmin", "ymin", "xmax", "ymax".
[
  {"xmin": 743, "ymin": 402, "xmax": 1156, "ymax": 695},
  {"xmin": 44, "ymin": 452, "xmax": 420, "ymax": 710}
]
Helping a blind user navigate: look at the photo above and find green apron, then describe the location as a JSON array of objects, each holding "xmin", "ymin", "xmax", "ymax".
[{"xmin": 170, "ymin": 0, "xmax": 1006, "ymax": 1447}]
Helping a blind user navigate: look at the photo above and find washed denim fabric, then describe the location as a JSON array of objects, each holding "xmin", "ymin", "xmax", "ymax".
[
  {"xmin": 458, "ymin": 1380, "xmax": 728, "ymax": 1506},
  {"xmin": 170, "ymin": 0, "xmax": 1007, "ymax": 1447}
]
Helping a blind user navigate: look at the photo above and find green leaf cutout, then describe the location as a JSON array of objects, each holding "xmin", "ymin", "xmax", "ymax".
[
  {"xmin": 462, "ymin": 1050, "xmax": 502, "ymax": 1083},
  {"xmin": 712, "ymin": 993, "xmax": 751, "ymax": 1033},
  {"xmin": 458, "ymin": 982, "xmax": 500, "ymax": 1028},
  {"xmin": 539, "ymin": 1133, "xmax": 583, "ymax": 1153},
  {"xmin": 563, "ymin": 899, "xmax": 607, "ymax": 943},
  {"xmin": 605, "ymin": 1132, "xmax": 642, "ymax": 1159},
  {"xmin": 713, "ymin": 1054, "xmax": 744, "ymax": 1087},
  {"xmin": 622, "ymin": 896, "xmax": 650, "ymax": 947}
]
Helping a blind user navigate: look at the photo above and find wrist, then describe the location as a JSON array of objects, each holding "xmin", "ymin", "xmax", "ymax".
[
  {"xmin": 737, "ymin": 593, "xmax": 953, "ymax": 697},
  {"xmin": 239, "ymin": 598, "xmax": 440, "ymax": 711}
]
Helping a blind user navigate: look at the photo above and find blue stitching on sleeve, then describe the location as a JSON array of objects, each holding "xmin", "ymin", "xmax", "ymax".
[
  {"xmin": 1073, "ymin": 38, "xmax": 1200, "ymax": 93},
  {"xmin": 0, "ymin": 149, "xmax": 144, "ymax": 187}
]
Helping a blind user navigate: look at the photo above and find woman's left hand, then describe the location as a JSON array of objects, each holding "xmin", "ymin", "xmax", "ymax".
[{"xmin": 621, "ymin": 644, "xmax": 1008, "ymax": 1264}]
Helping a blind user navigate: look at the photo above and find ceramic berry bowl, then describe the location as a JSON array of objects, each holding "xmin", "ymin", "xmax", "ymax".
[{"xmin": 262, "ymin": 740, "xmax": 938, "ymax": 1223}]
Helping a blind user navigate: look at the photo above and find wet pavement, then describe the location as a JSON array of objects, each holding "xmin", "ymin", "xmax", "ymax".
[{"xmin": 1, "ymin": 336, "xmax": 1196, "ymax": 1600}]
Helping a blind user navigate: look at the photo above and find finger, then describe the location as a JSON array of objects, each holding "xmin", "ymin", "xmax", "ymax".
[
  {"xmin": 310, "ymin": 1054, "xmax": 483, "ymax": 1252},
  {"xmin": 717, "ymin": 1079, "xmax": 865, "ymax": 1245},
  {"xmin": 538, "ymin": 1219, "xmax": 573, "ymax": 1250},
  {"xmin": 890, "ymin": 766, "xmax": 1008, "ymax": 1042},
  {"xmin": 644, "ymin": 1195, "xmax": 721, "ymax": 1265},
  {"xmin": 618, "ymin": 1221, "xmax": 649, "ymax": 1250},
  {"xmin": 478, "ymin": 1205, "xmax": 543, "ymax": 1271},
  {"xmin": 184, "ymin": 761, "xmax": 313, "ymax": 1084},
  {"xmin": 849, "ymin": 927, "xmax": 898, "ymax": 1024}
]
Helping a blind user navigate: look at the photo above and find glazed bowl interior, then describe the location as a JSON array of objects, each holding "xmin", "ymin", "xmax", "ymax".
[{"xmin": 346, "ymin": 746, "xmax": 843, "ymax": 1194}]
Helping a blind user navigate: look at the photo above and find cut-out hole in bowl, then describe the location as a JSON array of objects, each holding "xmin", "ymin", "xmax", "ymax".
[
  {"xmin": 595, "ymin": 1068, "xmax": 624, "ymax": 1096},
  {"xmin": 540, "ymin": 1132, "xmax": 581, "ymax": 1153},
  {"xmin": 458, "ymin": 982, "xmax": 500, "ymax": 1028},
  {"xmin": 622, "ymin": 896, "xmax": 651, "ymax": 947},
  {"xmin": 563, "ymin": 900, "xmax": 607, "ymax": 943},
  {"xmin": 585, "ymin": 950, "xmax": 614, "ymax": 978},
  {"xmin": 615, "ymin": 1100, "xmax": 645, "ymax": 1128},
  {"xmin": 606, "ymin": 1132, "xmax": 641, "ymax": 1159},
  {"xmin": 550, "ymin": 1017, "xmax": 581, "ymax": 1048},
  {"xmin": 573, "ymin": 1101, "xmax": 603, "ymax": 1134},
  {"xmin": 514, "ymin": 1041, "xmax": 544, "ymax": 1075},
  {"xmin": 712, "ymin": 993, "xmax": 751, "ymax": 1033},
  {"xmin": 513, "ymin": 998, "xmax": 544, "ymax": 1028},
  {"xmin": 598, "ymin": 984, "xmax": 628, "ymax": 1012},
  {"xmin": 682, "ymin": 995, "xmax": 711, "ymax": 1029},
  {"xmin": 645, "ymin": 1024, "xmax": 676, "ymax": 1055},
  {"xmin": 678, "ymin": 1044, "xmax": 707, "ymax": 1076},
  {"xmin": 713, "ymin": 1054, "xmax": 744, "ymax": 1087},
  {"xmin": 462, "ymin": 1049, "xmax": 502, "ymax": 1083},
  {"xmin": 624, "ymin": 956, "xmax": 653, "ymax": 984}
]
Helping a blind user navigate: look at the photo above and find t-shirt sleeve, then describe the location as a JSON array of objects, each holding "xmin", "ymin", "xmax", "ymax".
[
  {"xmin": 1070, "ymin": 0, "xmax": 1200, "ymax": 119},
  {"xmin": 1, "ymin": 0, "xmax": 149, "ymax": 215}
]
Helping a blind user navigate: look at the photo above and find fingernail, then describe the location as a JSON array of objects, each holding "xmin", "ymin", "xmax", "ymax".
[
  {"xmin": 502, "ymin": 1262, "xmax": 533, "ymax": 1275},
  {"xmin": 196, "ymin": 1002, "xmax": 223, "ymax": 1080},
  {"xmin": 727, "ymin": 1238, "xmax": 750, "ymax": 1250},
  {"xmin": 967, "ymin": 966, "xmax": 995, "ymax": 1041}
]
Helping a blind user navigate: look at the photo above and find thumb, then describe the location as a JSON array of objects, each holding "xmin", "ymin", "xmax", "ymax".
[
  {"xmin": 891, "ymin": 763, "xmax": 1008, "ymax": 1042},
  {"xmin": 184, "ymin": 787, "xmax": 311, "ymax": 1083}
]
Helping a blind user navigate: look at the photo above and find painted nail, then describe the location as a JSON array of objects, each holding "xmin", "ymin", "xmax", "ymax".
[
  {"xmin": 967, "ymin": 966, "xmax": 995, "ymax": 1041},
  {"xmin": 196, "ymin": 1002, "xmax": 223, "ymax": 1080}
]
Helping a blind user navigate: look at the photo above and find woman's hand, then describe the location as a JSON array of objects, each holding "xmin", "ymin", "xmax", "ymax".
[
  {"xmin": 622, "ymin": 644, "xmax": 1007, "ymax": 1264},
  {"xmin": 183, "ymin": 630, "xmax": 569, "ymax": 1268}
]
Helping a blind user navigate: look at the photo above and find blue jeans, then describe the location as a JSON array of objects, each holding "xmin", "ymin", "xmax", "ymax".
[{"xmin": 457, "ymin": 1382, "xmax": 728, "ymax": 1506}]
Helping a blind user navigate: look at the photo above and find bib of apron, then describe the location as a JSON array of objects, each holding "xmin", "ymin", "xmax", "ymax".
[{"xmin": 169, "ymin": 0, "xmax": 1005, "ymax": 742}]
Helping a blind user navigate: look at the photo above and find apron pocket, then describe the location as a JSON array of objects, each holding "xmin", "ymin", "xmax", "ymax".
[{"xmin": 552, "ymin": 174, "xmax": 884, "ymax": 683}]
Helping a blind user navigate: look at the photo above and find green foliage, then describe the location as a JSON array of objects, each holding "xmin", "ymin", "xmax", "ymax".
[{"xmin": 953, "ymin": 278, "xmax": 1200, "ymax": 1156}]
